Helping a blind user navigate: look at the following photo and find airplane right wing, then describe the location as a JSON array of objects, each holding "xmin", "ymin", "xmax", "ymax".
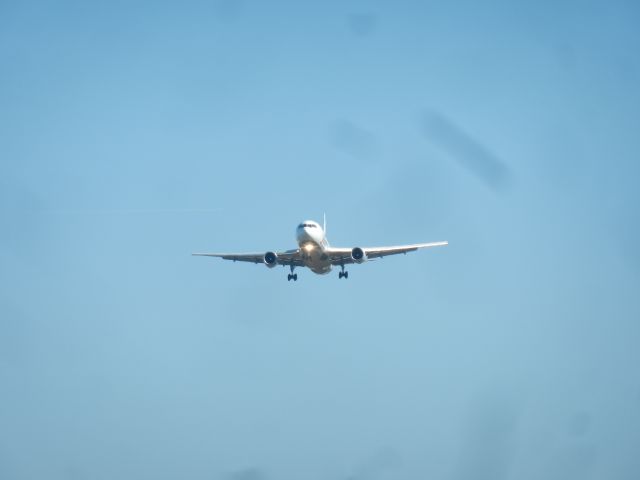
[
  {"xmin": 360, "ymin": 241, "xmax": 448, "ymax": 259},
  {"xmin": 324, "ymin": 241, "xmax": 448, "ymax": 265}
]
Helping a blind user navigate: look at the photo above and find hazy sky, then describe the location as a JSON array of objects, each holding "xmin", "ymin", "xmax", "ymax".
[{"xmin": 1, "ymin": 1, "xmax": 639, "ymax": 479}]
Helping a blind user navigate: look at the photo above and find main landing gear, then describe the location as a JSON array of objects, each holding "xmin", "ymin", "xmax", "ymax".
[
  {"xmin": 338, "ymin": 264, "xmax": 349, "ymax": 279},
  {"xmin": 287, "ymin": 265, "xmax": 298, "ymax": 282}
]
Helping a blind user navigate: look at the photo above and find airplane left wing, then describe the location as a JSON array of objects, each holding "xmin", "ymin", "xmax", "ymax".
[{"xmin": 325, "ymin": 241, "xmax": 448, "ymax": 265}]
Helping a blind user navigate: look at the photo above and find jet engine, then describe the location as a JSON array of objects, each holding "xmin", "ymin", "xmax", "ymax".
[
  {"xmin": 263, "ymin": 251, "xmax": 278, "ymax": 268},
  {"xmin": 351, "ymin": 247, "xmax": 367, "ymax": 264}
]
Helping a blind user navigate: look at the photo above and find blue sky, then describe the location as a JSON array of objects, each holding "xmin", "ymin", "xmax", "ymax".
[{"xmin": 1, "ymin": 1, "xmax": 639, "ymax": 479}]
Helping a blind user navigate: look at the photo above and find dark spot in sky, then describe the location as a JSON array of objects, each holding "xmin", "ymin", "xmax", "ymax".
[
  {"xmin": 0, "ymin": 178, "xmax": 48, "ymax": 254},
  {"xmin": 213, "ymin": 0, "xmax": 244, "ymax": 21},
  {"xmin": 64, "ymin": 466, "xmax": 88, "ymax": 480},
  {"xmin": 421, "ymin": 111, "xmax": 511, "ymax": 191},
  {"xmin": 545, "ymin": 445, "xmax": 597, "ymax": 480},
  {"xmin": 329, "ymin": 119, "xmax": 377, "ymax": 162},
  {"xmin": 619, "ymin": 208, "xmax": 640, "ymax": 274},
  {"xmin": 567, "ymin": 411, "xmax": 591, "ymax": 437},
  {"xmin": 554, "ymin": 41, "xmax": 577, "ymax": 70},
  {"xmin": 347, "ymin": 13, "xmax": 377, "ymax": 37},
  {"xmin": 345, "ymin": 446, "xmax": 402, "ymax": 480},
  {"xmin": 453, "ymin": 399, "xmax": 519, "ymax": 480},
  {"xmin": 0, "ymin": 302, "xmax": 31, "ymax": 367},
  {"xmin": 227, "ymin": 467, "xmax": 267, "ymax": 480}
]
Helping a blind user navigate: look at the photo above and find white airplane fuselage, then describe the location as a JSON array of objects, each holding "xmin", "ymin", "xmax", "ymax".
[{"xmin": 296, "ymin": 220, "xmax": 333, "ymax": 274}]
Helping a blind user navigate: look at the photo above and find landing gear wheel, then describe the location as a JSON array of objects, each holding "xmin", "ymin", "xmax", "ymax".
[
  {"xmin": 339, "ymin": 265, "xmax": 348, "ymax": 279},
  {"xmin": 288, "ymin": 265, "xmax": 298, "ymax": 282}
]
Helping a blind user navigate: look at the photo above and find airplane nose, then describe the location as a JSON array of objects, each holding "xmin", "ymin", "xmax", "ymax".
[{"xmin": 297, "ymin": 228, "xmax": 310, "ymax": 241}]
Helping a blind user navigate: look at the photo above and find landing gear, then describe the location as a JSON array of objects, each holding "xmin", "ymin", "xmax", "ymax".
[
  {"xmin": 338, "ymin": 264, "xmax": 349, "ymax": 279},
  {"xmin": 287, "ymin": 265, "xmax": 298, "ymax": 282}
]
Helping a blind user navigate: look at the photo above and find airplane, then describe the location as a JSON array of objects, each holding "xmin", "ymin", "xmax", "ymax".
[{"xmin": 192, "ymin": 217, "xmax": 447, "ymax": 281}]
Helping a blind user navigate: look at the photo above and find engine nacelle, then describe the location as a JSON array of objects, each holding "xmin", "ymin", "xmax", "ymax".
[
  {"xmin": 351, "ymin": 247, "xmax": 367, "ymax": 264},
  {"xmin": 263, "ymin": 251, "xmax": 278, "ymax": 268}
]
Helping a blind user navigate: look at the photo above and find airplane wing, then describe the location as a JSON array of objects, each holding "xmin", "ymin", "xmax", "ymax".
[
  {"xmin": 325, "ymin": 241, "xmax": 448, "ymax": 265},
  {"xmin": 192, "ymin": 249, "xmax": 304, "ymax": 267}
]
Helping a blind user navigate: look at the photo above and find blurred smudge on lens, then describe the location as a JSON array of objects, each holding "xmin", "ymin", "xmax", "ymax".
[
  {"xmin": 421, "ymin": 111, "xmax": 511, "ymax": 191},
  {"xmin": 345, "ymin": 446, "xmax": 402, "ymax": 480},
  {"xmin": 329, "ymin": 119, "xmax": 377, "ymax": 162},
  {"xmin": 545, "ymin": 445, "xmax": 597, "ymax": 480},
  {"xmin": 227, "ymin": 467, "xmax": 267, "ymax": 480},
  {"xmin": 213, "ymin": 0, "xmax": 244, "ymax": 21},
  {"xmin": 347, "ymin": 13, "xmax": 378, "ymax": 37},
  {"xmin": 452, "ymin": 398, "xmax": 519, "ymax": 480},
  {"xmin": 567, "ymin": 411, "xmax": 591, "ymax": 437}
]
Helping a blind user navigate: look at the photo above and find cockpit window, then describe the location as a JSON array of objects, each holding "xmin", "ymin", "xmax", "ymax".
[{"xmin": 299, "ymin": 223, "xmax": 317, "ymax": 228}]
